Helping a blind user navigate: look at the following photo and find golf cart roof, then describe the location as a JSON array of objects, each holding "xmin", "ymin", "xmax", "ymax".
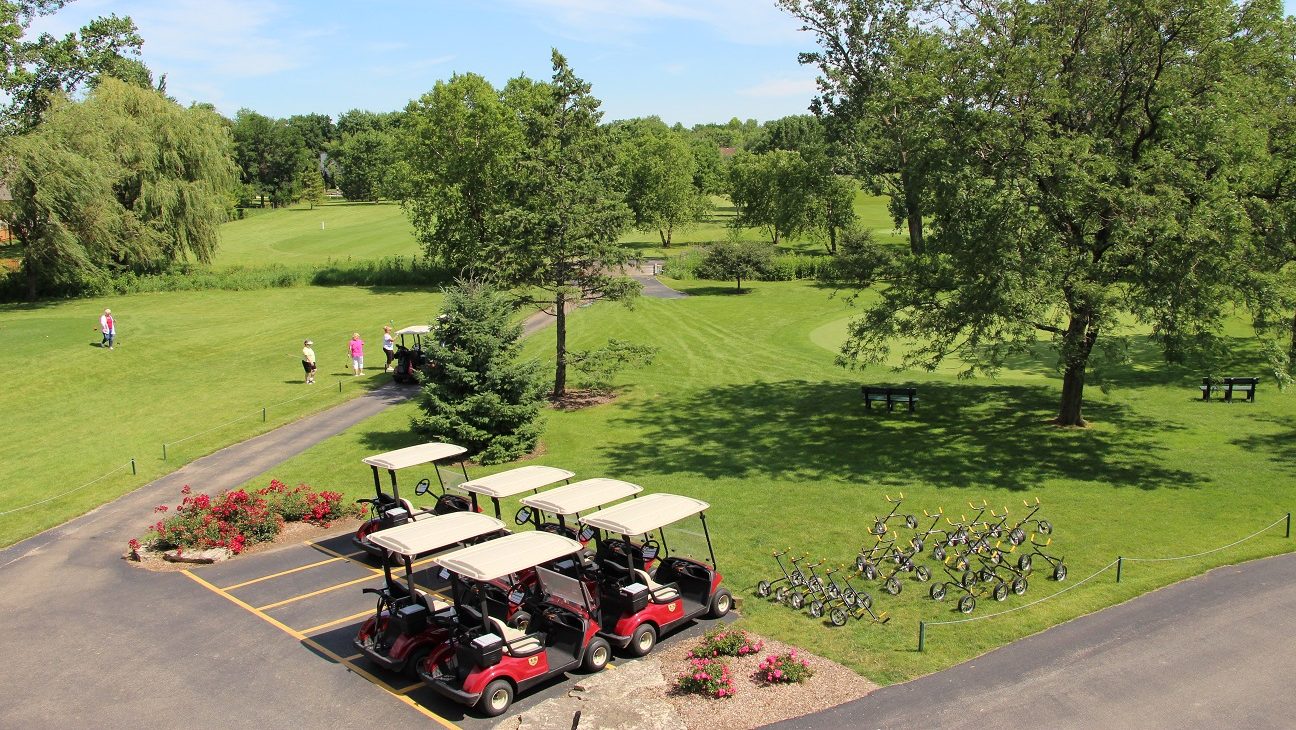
[
  {"xmin": 521, "ymin": 478, "xmax": 642, "ymax": 516},
  {"xmin": 362, "ymin": 442, "xmax": 467, "ymax": 471},
  {"xmin": 367, "ymin": 512, "xmax": 505, "ymax": 558},
  {"xmin": 435, "ymin": 531, "xmax": 583, "ymax": 581},
  {"xmin": 394, "ymin": 325, "xmax": 432, "ymax": 336},
  {"xmin": 580, "ymin": 493, "xmax": 710, "ymax": 535},
  {"xmin": 458, "ymin": 465, "xmax": 575, "ymax": 499}
]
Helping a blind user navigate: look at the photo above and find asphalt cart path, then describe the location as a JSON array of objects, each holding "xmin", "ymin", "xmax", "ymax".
[{"xmin": 767, "ymin": 550, "xmax": 1296, "ymax": 730}]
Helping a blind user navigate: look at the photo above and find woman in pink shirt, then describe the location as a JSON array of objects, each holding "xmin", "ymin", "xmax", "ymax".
[{"xmin": 349, "ymin": 333, "xmax": 365, "ymax": 376}]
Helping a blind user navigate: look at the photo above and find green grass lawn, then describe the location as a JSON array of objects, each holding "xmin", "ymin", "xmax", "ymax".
[
  {"xmin": 0, "ymin": 286, "xmax": 444, "ymax": 546},
  {"xmin": 214, "ymin": 201, "xmax": 422, "ymax": 266},
  {"xmin": 225, "ymin": 278, "xmax": 1295, "ymax": 684}
]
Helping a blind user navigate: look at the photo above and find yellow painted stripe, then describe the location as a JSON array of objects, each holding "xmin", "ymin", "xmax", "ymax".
[
  {"xmin": 257, "ymin": 573, "xmax": 381, "ymax": 611},
  {"xmin": 221, "ymin": 556, "xmax": 346, "ymax": 591},
  {"xmin": 393, "ymin": 682, "xmax": 424, "ymax": 695},
  {"xmin": 181, "ymin": 570, "xmax": 459, "ymax": 729},
  {"xmin": 301, "ymin": 609, "xmax": 374, "ymax": 635}
]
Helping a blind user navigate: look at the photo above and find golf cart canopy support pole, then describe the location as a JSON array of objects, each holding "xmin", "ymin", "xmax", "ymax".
[
  {"xmin": 388, "ymin": 469, "xmax": 399, "ymax": 501},
  {"xmin": 404, "ymin": 554, "xmax": 416, "ymax": 598},
  {"xmin": 701, "ymin": 513, "xmax": 717, "ymax": 570}
]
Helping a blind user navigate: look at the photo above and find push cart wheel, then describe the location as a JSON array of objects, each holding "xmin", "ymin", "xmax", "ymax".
[
  {"xmin": 790, "ymin": 591, "xmax": 805, "ymax": 609},
  {"xmin": 582, "ymin": 636, "xmax": 611, "ymax": 672},
  {"xmin": 791, "ymin": 571, "xmax": 805, "ymax": 587},
  {"xmin": 842, "ymin": 589, "xmax": 857, "ymax": 607},
  {"xmin": 988, "ymin": 549, "xmax": 1002, "ymax": 566},
  {"xmin": 958, "ymin": 595, "xmax": 976, "ymax": 614},
  {"xmin": 988, "ymin": 525, "xmax": 1002, "ymax": 539},
  {"xmin": 1039, "ymin": 520, "xmax": 1053, "ymax": 535},
  {"xmin": 756, "ymin": 580, "xmax": 771, "ymax": 598},
  {"xmin": 960, "ymin": 570, "xmax": 977, "ymax": 589},
  {"xmin": 954, "ymin": 556, "xmax": 970, "ymax": 572},
  {"xmin": 911, "ymin": 536, "xmax": 924, "ymax": 552},
  {"xmin": 1053, "ymin": 564, "xmax": 1068, "ymax": 581},
  {"xmin": 478, "ymin": 678, "xmax": 515, "ymax": 717},
  {"xmin": 1012, "ymin": 576, "xmax": 1028, "ymax": 595},
  {"xmin": 827, "ymin": 583, "xmax": 840, "ymax": 599},
  {"xmin": 905, "ymin": 514, "xmax": 918, "ymax": 529},
  {"xmin": 630, "ymin": 623, "xmax": 658, "ymax": 657},
  {"xmin": 1009, "ymin": 527, "xmax": 1026, "ymax": 546},
  {"xmin": 993, "ymin": 582, "xmax": 1008, "ymax": 602},
  {"xmin": 884, "ymin": 577, "xmax": 901, "ymax": 596},
  {"xmin": 809, "ymin": 600, "xmax": 824, "ymax": 618},
  {"xmin": 978, "ymin": 568, "xmax": 996, "ymax": 583},
  {"xmin": 863, "ymin": 562, "xmax": 879, "ymax": 581},
  {"xmin": 774, "ymin": 586, "xmax": 788, "ymax": 603},
  {"xmin": 872, "ymin": 520, "xmax": 888, "ymax": 536},
  {"xmin": 830, "ymin": 607, "xmax": 848, "ymax": 627},
  {"xmin": 858, "ymin": 592, "xmax": 873, "ymax": 610},
  {"xmin": 915, "ymin": 565, "xmax": 931, "ymax": 582},
  {"xmin": 855, "ymin": 554, "xmax": 867, "ymax": 572},
  {"xmin": 932, "ymin": 545, "xmax": 946, "ymax": 561},
  {"xmin": 1018, "ymin": 554, "xmax": 1033, "ymax": 572},
  {"xmin": 930, "ymin": 583, "xmax": 946, "ymax": 601},
  {"xmin": 809, "ymin": 578, "xmax": 823, "ymax": 593},
  {"xmin": 708, "ymin": 588, "xmax": 733, "ymax": 618}
]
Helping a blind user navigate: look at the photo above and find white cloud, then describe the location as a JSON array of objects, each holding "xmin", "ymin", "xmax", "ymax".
[
  {"xmin": 501, "ymin": 0, "xmax": 806, "ymax": 45},
  {"xmin": 737, "ymin": 76, "xmax": 816, "ymax": 98}
]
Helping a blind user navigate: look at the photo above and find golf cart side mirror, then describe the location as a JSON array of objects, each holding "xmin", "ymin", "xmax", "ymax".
[
  {"xmin": 514, "ymin": 507, "xmax": 532, "ymax": 526},
  {"xmin": 414, "ymin": 478, "xmax": 431, "ymax": 496}
]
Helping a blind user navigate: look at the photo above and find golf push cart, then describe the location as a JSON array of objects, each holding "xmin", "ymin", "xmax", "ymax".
[
  {"xmin": 354, "ymin": 511, "xmax": 508, "ymax": 675},
  {"xmin": 580, "ymin": 493, "xmax": 732, "ymax": 657},
  {"xmin": 353, "ymin": 443, "xmax": 474, "ymax": 558},
  {"xmin": 515, "ymin": 477, "xmax": 643, "ymax": 542},
  {"xmin": 418, "ymin": 532, "xmax": 612, "ymax": 717}
]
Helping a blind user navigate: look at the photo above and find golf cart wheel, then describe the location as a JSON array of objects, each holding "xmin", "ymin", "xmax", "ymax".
[
  {"xmin": 884, "ymin": 577, "xmax": 901, "ymax": 596},
  {"xmin": 930, "ymin": 583, "xmax": 946, "ymax": 601},
  {"xmin": 478, "ymin": 678, "xmax": 515, "ymax": 717},
  {"xmin": 863, "ymin": 562, "xmax": 879, "ymax": 581},
  {"xmin": 1012, "ymin": 576, "xmax": 1029, "ymax": 595},
  {"xmin": 1009, "ymin": 527, "xmax": 1026, "ymax": 546},
  {"xmin": 756, "ymin": 580, "xmax": 771, "ymax": 598},
  {"xmin": 582, "ymin": 636, "xmax": 611, "ymax": 672},
  {"xmin": 958, "ymin": 595, "xmax": 976, "ymax": 614},
  {"xmin": 809, "ymin": 578, "xmax": 823, "ymax": 593},
  {"xmin": 932, "ymin": 545, "xmax": 947, "ymax": 561},
  {"xmin": 830, "ymin": 607, "xmax": 849, "ymax": 627},
  {"xmin": 1018, "ymin": 554, "xmax": 1033, "ymax": 572},
  {"xmin": 872, "ymin": 520, "xmax": 888, "ymax": 536},
  {"xmin": 404, "ymin": 647, "xmax": 431, "ymax": 680},
  {"xmin": 809, "ymin": 600, "xmax": 824, "ymax": 618},
  {"xmin": 630, "ymin": 623, "xmax": 658, "ymax": 657},
  {"xmin": 911, "ymin": 536, "xmax": 924, "ymax": 552},
  {"xmin": 855, "ymin": 554, "xmax": 867, "ymax": 572},
  {"xmin": 1039, "ymin": 520, "xmax": 1053, "ymax": 535},
  {"xmin": 905, "ymin": 514, "xmax": 918, "ymax": 530},
  {"xmin": 960, "ymin": 570, "xmax": 977, "ymax": 589},
  {"xmin": 790, "ymin": 591, "xmax": 805, "ymax": 610},
  {"xmin": 774, "ymin": 586, "xmax": 788, "ymax": 603},
  {"xmin": 708, "ymin": 588, "xmax": 733, "ymax": 618},
  {"xmin": 1053, "ymin": 564, "xmax": 1068, "ymax": 581},
  {"xmin": 993, "ymin": 581, "xmax": 1009, "ymax": 602},
  {"xmin": 915, "ymin": 565, "xmax": 932, "ymax": 582}
]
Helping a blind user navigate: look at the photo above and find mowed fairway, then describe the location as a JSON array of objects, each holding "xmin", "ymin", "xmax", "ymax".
[
  {"xmin": 0, "ymin": 286, "xmax": 443, "ymax": 546},
  {"xmin": 214, "ymin": 201, "xmax": 421, "ymax": 266},
  {"xmin": 233, "ymin": 279, "xmax": 1296, "ymax": 684}
]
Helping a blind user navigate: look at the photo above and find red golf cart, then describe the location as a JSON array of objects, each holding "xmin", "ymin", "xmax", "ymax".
[
  {"xmin": 417, "ymin": 532, "xmax": 611, "ymax": 717},
  {"xmin": 354, "ymin": 511, "xmax": 508, "ymax": 675},
  {"xmin": 353, "ymin": 442, "xmax": 473, "ymax": 558},
  {"xmin": 514, "ymin": 477, "xmax": 643, "ymax": 542},
  {"xmin": 580, "ymin": 493, "xmax": 732, "ymax": 656}
]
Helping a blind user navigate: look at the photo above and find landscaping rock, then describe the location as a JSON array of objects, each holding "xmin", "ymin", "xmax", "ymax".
[
  {"xmin": 162, "ymin": 548, "xmax": 231, "ymax": 564},
  {"xmin": 516, "ymin": 659, "xmax": 684, "ymax": 730}
]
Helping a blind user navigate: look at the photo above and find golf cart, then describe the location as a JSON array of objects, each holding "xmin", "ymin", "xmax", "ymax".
[
  {"xmin": 353, "ymin": 442, "xmax": 473, "ymax": 558},
  {"xmin": 458, "ymin": 465, "xmax": 575, "ymax": 520},
  {"xmin": 580, "ymin": 493, "xmax": 731, "ymax": 656},
  {"xmin": 391, "ymin": 324, "xmax": 432, "ymax": 384},
  {"xmin": 417, "ymin": 532, "xmax": 611, "ymax": 717},
  {"xmin": 515, "ymin": 478, "xmax": 643, "ymax": 542},
  {"xmin": 354, "ymin": 511, "xmax": 508, "ymax": 675}
]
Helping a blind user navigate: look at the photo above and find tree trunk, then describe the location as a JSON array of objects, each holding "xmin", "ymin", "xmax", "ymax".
[
  {"xmin": 24, "ymin": 256, "xmax": 38, "ymax": 301},
  {"xmin": 1289, "ymin": 308, "xmax": 1296, "ymax": 375},
  {"xmin": 1056, "ymin": 310, "xmax": 1098, "ymax": 427},
  {"xmin": 659, "ymin": 227, "xmax": 672, "ymax": 248},
  {"xmin": 901, "ymin": 168, "xmax": 924, "ymax": 255},
  {"xmin": 553, "ymin": 291, "xmax": 568, "ymax": 398},
  {"xmin": 827, "ymin": 224, "xmax": 837, "ymax": 255},
  {"xmin": 736, "ymin": 276, "xmax": 743, "ymax": 293}
]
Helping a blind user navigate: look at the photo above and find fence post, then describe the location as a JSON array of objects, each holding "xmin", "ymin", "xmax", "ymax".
[
  {"xmin": 1287, "ymin": 513, "xmax": 1291, "ymax": 539},
  {"xmin": 262, "ymin": 407, "xmax": 267, "ymax": 423},
  {"xmin": 162, "ymin": 443, "xmax": 167, "ymax": 462},
  {"xmin": 918, "ymin": 621, "xmax": 926, "ymax": 652},
  {"xmin": 1116, "ymin": 556, "xmax": 1123, "ymax": 583},
  {"xmin": 130, "ymin": 458, "xmax": 136, "ymax": 475},
  {"xmin": 338, "ymin": 381, "xmax": 342, "ymax": 393}
]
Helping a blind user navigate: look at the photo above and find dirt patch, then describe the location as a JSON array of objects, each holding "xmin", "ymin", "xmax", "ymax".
[
  {"xmin": 549, "ymin": 389, "xmax": 617, "ymax": 411},
  {"xmin": 124, "ymin": 517, "xmax": 364, "ymax": 572},
  {"xmin": 657, "ymin": 632, "xmax": 877, "ymax": 729}
]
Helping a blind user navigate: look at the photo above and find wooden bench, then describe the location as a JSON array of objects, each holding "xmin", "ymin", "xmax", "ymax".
[
  {"xmin": 862, "ymin": 386, "xmax": 918, "ymax": 412},
  {"xmin": 1200, "ymin": 377, "xmax": 1259, "ymax": 402}
]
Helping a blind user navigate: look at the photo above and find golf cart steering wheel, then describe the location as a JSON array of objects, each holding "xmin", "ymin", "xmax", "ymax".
[{"xmin": 606, "ymin": 540, "xmax": 629, "ymax": 558}]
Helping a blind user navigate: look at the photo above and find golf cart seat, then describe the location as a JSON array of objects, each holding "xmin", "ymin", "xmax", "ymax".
[
  {"xmin": 489, "ymin": 617, "xmax": 543, "ymax": 657},
  {"xmin": 634, "ymin": 568, "xmax": 680, "ymax": 603},
  {"xmin": 416, "ymin": 590, "xmax": 451, "ymax": 614}
]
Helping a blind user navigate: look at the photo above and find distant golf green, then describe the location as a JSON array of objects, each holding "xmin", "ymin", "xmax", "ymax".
[{"xmin": 214, "ymin": 201, "xmax": 421, "ymax": 266}]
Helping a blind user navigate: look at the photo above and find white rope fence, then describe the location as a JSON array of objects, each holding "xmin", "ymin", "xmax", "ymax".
[{"xmin": 0, "ymin": 460, "xmax": 135, "ymax": 517}]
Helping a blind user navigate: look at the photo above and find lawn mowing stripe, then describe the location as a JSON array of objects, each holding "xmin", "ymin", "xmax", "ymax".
[
  {"xmin": 221, "ymin": 556, "xmax": 346, "ymax": 591},
  {"xmin": 181, "ymin": 569, "xmax": 460, "ymax": 729},
  {"xmin": 257, "ymin": 573, "xmax": 382, "ymax": 611},
  {"xmin": 302, "ymin": 609, "xmax": 375, "ymax": 635}
]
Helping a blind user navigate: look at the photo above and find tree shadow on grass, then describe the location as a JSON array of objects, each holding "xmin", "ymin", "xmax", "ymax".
[
  {"xmin": 599, "ymin": 380, "xmax": 1204, "ymax": 492},
  {"xmin": 994, "ymin": 335, "xmax": 1271, "ymax": 390},
  {"xmin": 1230, "ymin": 416, "xmax": 1296, "ymax": 476}
]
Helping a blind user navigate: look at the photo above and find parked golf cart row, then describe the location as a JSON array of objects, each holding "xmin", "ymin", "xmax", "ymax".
[{"xmin": 349, "ymin": 442, "xmax": 731, "ymax": 717}]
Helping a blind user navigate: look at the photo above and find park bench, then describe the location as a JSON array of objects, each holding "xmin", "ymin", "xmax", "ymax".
[
  {"xmin": 862, "ymin": 386, "xmax": 919, "ymax": 412},
  {"xmin": 1199, "ymin": 376, "xmax": 1259, "ymax": 402}
]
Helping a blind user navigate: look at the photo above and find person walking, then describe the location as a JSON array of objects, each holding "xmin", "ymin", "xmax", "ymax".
[
  {"xmin": 302, "ymin": 339, "xmax": 317, "ymax": 384},
  {"xmin": 382, "ymin": 325, "xmax": 395, "ymax": 372},
  {"xmin": 99, "ymin": 308, "xmax": 116, "ymax": 349},
  {"xmin": 349, "ymin": 332, "xmax": 365, "ymax": 376}
]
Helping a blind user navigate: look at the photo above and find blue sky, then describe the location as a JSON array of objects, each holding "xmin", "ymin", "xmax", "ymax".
[{"xmin": 27, "ymin": 1, "xmax": 1296, "ymax": 127}]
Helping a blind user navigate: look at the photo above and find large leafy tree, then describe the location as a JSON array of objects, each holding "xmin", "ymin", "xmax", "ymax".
[
  {"xmin": 812, "ymin": 0, "xmax": 1295, "ymax": 426},
  {"xmin": 231, "ymin": 109, "xmax": 312, "ymax": 207},
  {"xmin": 618, "ymin": 119, "xmax": 711, "ymax": 247},
  {"xmin": 729, "ymin": 149, "xmax": 819, "ymax": 245}
]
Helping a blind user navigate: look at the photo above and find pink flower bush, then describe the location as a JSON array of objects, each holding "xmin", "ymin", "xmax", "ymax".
[
  {"xmin": 687, "ymin": 627, "xmax": 765, "ymax": 659},
  {"xmin": 674, "ymin": 656, "xmax": 735, "ymax": 699},
  {"xmin": 756, "ymin": 651, "xmax": 814, "ymax": 684}
]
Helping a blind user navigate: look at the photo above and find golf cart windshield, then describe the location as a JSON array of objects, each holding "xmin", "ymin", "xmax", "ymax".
[
  {"xmin": 581, "ymin": 493, "xmax": 715, "ymax": 568},
  {"xmin": 536, "ymin": 565, "xmax": 593, "ymax": 610}
]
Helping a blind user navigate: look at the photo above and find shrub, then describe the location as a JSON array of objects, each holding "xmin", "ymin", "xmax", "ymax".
[
  {"xmin": 256, "ymin": 479, "xmax": 361, "ymax": 525},
  {"xmin": 756, "ymin": 651, "xmax": 814, "ymax": 684},
  {"xmin": 674, "ymin": 656, "xmax": 735, "ymax": 699},
  {"xmin": 687, "ymin": 627, "xmax": 765, "ymax": 659}
]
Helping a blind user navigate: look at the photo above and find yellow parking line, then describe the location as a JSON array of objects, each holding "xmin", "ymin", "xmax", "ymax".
[
  {"xmin": 182, "ymin": 570, "xmax": 459, "ymax": 730},
  {"xmin": 257, "ymin": 573, "xmax": 381, "ymax": 611},
  {"xmin": 221, "ymin": 556, "xmax": 346, "ymax": 591},
  {"xmin": 302, "ymin": 609, "xmax": 374, "ymax": 635},
  {"xmin": 304, "ymin": 539, "xmax": 372, "ymax": 567},
  {"xmin": 393, "ymin": 682, "xmax": 424, "ymax": 695}
]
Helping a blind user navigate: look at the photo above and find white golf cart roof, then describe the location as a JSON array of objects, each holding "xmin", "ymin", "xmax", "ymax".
[
  {"xmin": 458, "ymin": 465, "xmax": 575, "ymax": 499},
  {"xmin": 580, "ymin": 493, "xmax": 710, "ymax": 535},
  {"xmin": 367, "ymin": 512, "xmax": 505, "ymax": 558},
  {"xmin": 394, "ymin": 324, "xmax": 432, "ymax": 336},
  {"xmin": 435, "ymin": 531, "xmax": 583, "ymax": 581},
  {"xmin": 521, "ymin": 478, "xmax": 642, "ymax": 516},
  {"xmin": 362, "ymin": 442, "xmax": 467, "ymax": 471}
]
